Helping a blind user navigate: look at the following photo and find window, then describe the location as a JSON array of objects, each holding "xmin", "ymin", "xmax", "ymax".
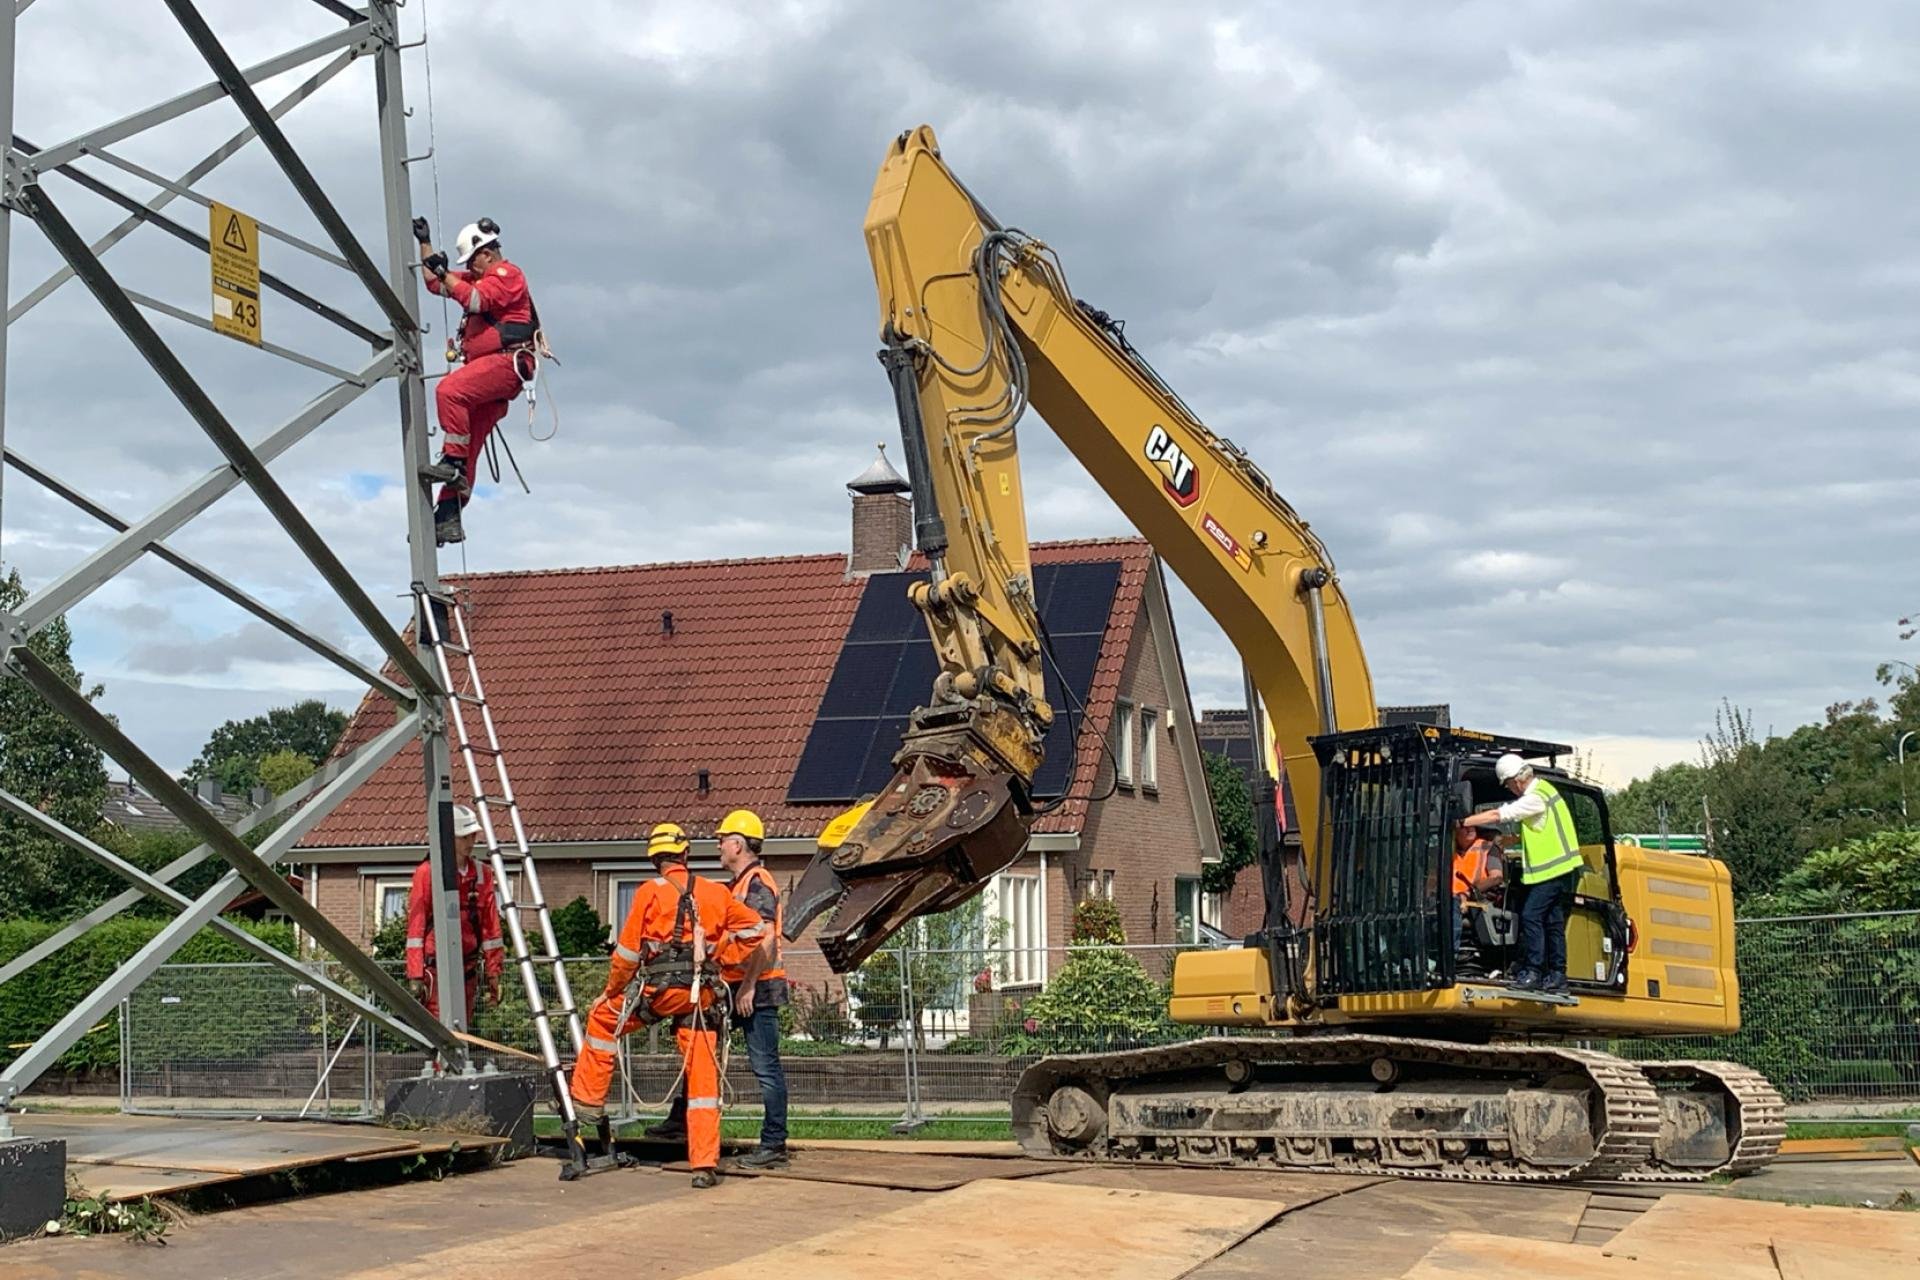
[
  {"xmin": 1203, "ymin": 890, "xmax": 1226, "ymax": 932},
  {"xmin": 1173, "ymin": 876, "xmax": 1202, "ymax": 946},
  {"xmin": 990, "ymin": 871, "xmax": 1045, "ymax": 986},
  {"xmin": 1114, "ymin": 699, "xmax": 1135, "ymax": 787},
  {"xmin": 375, "ymin": 878, "xmax": 412, "ymax": 928},
  {"xmin": 609, "ymin": 874, "xmax": 648, "ymax": 928},
  {"xmin": 1139, "ymin": 707, "xmax": 1159, "ymax": 790},
  {"xmin": 1097, "ymin": 869, "xmax": 1115, "ymax": 900}
]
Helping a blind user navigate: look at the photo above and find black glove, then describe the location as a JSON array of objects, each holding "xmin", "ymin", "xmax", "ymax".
[
  {"xmin": 424, "ymin": 251, "xmax": 449, "ymax": 278},
  {"xmin": 412, "ymin": 216, "xmax": 432, "ymax": 244}
]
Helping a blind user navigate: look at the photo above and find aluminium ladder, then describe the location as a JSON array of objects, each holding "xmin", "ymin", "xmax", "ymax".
[{"xmin": 418, "ymin": 586, "xmax": 597, "ymax": 1176}]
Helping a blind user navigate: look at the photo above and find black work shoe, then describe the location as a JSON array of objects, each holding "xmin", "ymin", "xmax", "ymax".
[
  {"xmin": 643, "ymin": 1121, "xmax": 686, "ymax": 1142},
  {"xmin": 690, "ymin": 1168, "xmax": 719, "ymax": 1189},
  {"xmin": 736, "ymin": 1146, "xmax": 789, "ymax": 1169},
  {"xmin": 1538, "ymin": 973, "xmax": 1570, "ymax": 995},
  {"xmin": 1507, "ymin": 970, "xmax": 1542, "ymax": 991},
  {"xmin": 434, "ymin": 508, "xmax": 465, "ymax": 546},
  {"xmin": 420, "ymin": 456, "xmax": 463, "ymax": 484}
]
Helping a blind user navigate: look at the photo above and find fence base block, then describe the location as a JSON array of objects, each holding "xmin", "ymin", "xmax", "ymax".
[
  {"xmin": 384, "ymin": 1072, "xmax": 538, "ymax": 1157},
  {"xmin": 0, "ymin": 1135, "xmax": 66, "ymax": 1240}
]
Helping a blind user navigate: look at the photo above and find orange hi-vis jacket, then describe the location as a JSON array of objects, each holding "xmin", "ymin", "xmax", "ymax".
[
  {"xmin": 720, "ymin": 862, "xmax": 786, "ymax": 984},
  {"xmin": 1452, "ymin": 837, "xmax": 1502, "ymax": 898},
  {"xmin": 603, "ymin": 864, "xmax": 765, "ymax": 999}
]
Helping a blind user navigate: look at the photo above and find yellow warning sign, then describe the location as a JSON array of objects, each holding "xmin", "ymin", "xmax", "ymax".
[{"xmin": 209, "ymin": 201, "xmax": 260, "ymax": 346}]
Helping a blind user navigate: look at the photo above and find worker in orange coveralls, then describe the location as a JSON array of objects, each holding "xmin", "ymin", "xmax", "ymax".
[
  {"xmin": 567, "ymin": 822, "xmax": 767, "ymax": 1188},
  {"xmin": 404, "ymin": 803, "xmax": 504, "ymax": 1022},
  {"xmin": 412, "ymin": 214, "xmax": 541, "ymax": 547}
]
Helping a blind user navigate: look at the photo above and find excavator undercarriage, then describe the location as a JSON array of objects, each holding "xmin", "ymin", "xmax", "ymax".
[{"xmin": 1013, "ymin": 1037, "xmax": 1785, "ymax": 1183}]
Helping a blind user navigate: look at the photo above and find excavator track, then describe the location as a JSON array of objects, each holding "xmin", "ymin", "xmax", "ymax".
[
  {"xmin": 1615, "ymin": 1059, "xmax": 1787, "ymax": 1182},
  {"xmin": 1012, "ymin": 1035, "xmax": 1662, "ymax": 1184}
]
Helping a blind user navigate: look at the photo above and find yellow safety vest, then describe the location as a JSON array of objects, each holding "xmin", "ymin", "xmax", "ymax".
[{"xmin": 1518, "ymin": 779, "xmax": 1584, "ymax": 886}]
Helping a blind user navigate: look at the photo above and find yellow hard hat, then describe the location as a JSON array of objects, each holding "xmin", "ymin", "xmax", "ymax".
[
  {"xmin": 716, "ymin": 809, "xmax": 765, "ymax": 842},
  {"xmin": 646, "ymin": 822, "xmax": 689, "ymax": 859}
]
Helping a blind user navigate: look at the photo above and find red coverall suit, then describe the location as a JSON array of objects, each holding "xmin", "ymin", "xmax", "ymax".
[
  {"xmin": 568, "ymin": 864, "xmax": 764, "ymax": 1173},
  {"xmin": 403, "ymin": 856, "xmax": 505, "ymax": 1021},
  {"xmin": 423, "ymin": 259, "xmax": 535, "ymax": 508}
]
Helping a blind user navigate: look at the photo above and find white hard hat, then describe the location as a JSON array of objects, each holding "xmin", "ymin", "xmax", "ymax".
[
  {"xmin": 452, "ymin": 221, "xmax": 499, "ymax": 267},
  {"xmin": 1494, "ymin": 753, "xmax": 1529, "ymax": 783},
  {"xmin": 452, "ymin": 804, "xmax": 482, "ymax": 837}
]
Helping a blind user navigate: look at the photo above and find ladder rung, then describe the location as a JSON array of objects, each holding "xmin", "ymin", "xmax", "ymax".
[
  {"xmin": 459, "ymin": 744, "xmax": 503, "ymax": 758},
  {"xmin": 436, "ymin": 641, "xmax": 472, "ymax": 656},
  {"xmin": 418, "ymin": 586, "xmax": 462, "ymax": 606},
  {"xmin": 452, "ymin": 692, "xmax": 487, "ymax": 706},
  {"xmin": 477, "ymin": 794, "xmax": 513, "ymax": 807}
]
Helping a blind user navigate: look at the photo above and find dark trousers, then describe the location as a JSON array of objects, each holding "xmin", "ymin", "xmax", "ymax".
[
  {"xmin": 665, "ymin": 1002, "xmax": 789, "ymax": 1149},
  {"xmin": 1517, "ymin": 870, "xmax": 1578, "ymax": 980}
]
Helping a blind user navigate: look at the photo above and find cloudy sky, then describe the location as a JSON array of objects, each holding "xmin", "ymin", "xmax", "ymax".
[{"xmin": 2, "ymin": 0, "xmax": 1914, "ymax": 786}]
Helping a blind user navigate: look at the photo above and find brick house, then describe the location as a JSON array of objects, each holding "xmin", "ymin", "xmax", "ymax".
[{"xmin": 297, "ymin": 451, "xmax": 1223, "ymax": 997}]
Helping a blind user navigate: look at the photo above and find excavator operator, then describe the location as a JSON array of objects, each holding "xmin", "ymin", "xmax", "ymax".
[
  {"xmin": 412, "ymin": 214, "xmax": 541, "ymax": 547},
  {"xmin": 566, "ymin": 822, "xmax": 767, "ymax": 1188},
  {"xmin": 1450, "ymin": 821, "xmax": 1506, "ymax": 974}
]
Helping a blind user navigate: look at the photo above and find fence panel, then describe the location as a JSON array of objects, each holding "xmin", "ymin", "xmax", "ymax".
[{"xmin": 114, "ymin": 913, "xmax": 1920, "ymax": 1121}]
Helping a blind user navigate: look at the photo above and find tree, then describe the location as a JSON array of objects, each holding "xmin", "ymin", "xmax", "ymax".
[
  {"xmin": 256, "ymin": 749, "xmax": 315, "ymax": 796},
  {"xmin": 1698, "ymin": 702, "xmax": 1813, "ymax": 900},
  {"xmin": 1606, "ymin": 761, "xmax": 1708, "ymax": 838},
  {"xmin": 845, "ymin": 896, "xmax": 995, "ymax": 1049},
  {"xmin": 186, "ymin": 700, "xmax": 347, "ymax": 793},
  {"xmin": 0, "ymin": 569, "xmax": 111, "ymax": 920},
  {"xmin": 1199, "ymin": 752, "xmax": 1258, "ymax": 895},
  {"xmin": 998, "ymin": 894, "xmax": 1189, "ymax": 1055}
]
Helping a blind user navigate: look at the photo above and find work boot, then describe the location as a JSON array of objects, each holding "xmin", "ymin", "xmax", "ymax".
[
  {"xmin": 595, "ymin": 1116, "xmax": 638, "ymax": 1168},
  {"xmin": 643, "ymin": 1119, "xmax": 686, "ymax": 1142},
  {"xmin": 1538, "ymin": 973, "xmax": 1570, "ymax": 995},
  {"xmin": 434, "ymin": 502, "xmax": 465, "ymax": 547},
  {"xmin": 1507, "ymin": 970, "xmax": 1541, "ymax": 992},
  {"xmin": 735, "ymin": 1146, "xmax": 789, "ymax": 1169},
  {"xmin": 690, "ymin": 1168, "xmax": 719, "ymax": 1190},
  {"xmin": 420, "ymin": 453, "xmax": 465, "ymax": 485}
]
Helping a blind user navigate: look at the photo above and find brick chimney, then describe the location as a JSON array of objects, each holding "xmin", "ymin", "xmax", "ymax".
[{"xmin": 847, "ymin": 443, "xmax": 912, "ymax": 576}]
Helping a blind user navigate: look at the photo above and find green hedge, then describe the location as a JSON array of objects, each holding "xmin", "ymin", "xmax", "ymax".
[{"xmin": 0, "ymin": 917, "xmax": 295, "ymax": 1073}]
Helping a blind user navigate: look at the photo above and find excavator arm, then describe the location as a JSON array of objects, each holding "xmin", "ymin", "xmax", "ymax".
[{"xmin": 787, "ymin": 126, "xmax": 1377, "ymax": 970}]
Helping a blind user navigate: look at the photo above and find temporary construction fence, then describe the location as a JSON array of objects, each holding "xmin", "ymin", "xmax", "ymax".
[{"xmin": 112, "ymin": 911, "xmax": 1920, "ymax": 1121}]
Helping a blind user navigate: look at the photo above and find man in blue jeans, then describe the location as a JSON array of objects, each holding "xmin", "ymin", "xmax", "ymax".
[
  {"xmin": 1461, "ymin": 753, "xmax": 1585, "ymax": 994},
  {"xmin": 647, "ymin": 809, "xmax": 790, "ymax": 1165}
]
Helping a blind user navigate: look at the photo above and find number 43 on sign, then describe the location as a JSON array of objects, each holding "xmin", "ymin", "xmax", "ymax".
[{"xmin": 209, "ymin": 201, "xmax": 261, "ymax": 346}]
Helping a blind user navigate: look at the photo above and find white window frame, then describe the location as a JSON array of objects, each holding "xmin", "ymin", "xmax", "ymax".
[
  {"xmin": 373, "ymin": 877, "xmax": 412, "ymax": 928},
  {"xmin": 1098, "ymin": 869, "xmax": 1115, "ymax": 900},
  {"xmin": 608, "ymin": 873, "xmax": 650, "ymax": 929},
  {"xmin": 1114, "ymin": 698, "xmax": 1135, "ymax": 788},
  {"xmin": 1139, "ymin": 706, "xmax": 1160, "ymax": 791},
  {"xmin": 1173, "ymin": 875, "xmax": 1203, "ymax": 946},
  {"xmin": 988, "ymin": 870, "xmax": 1046, "ymax": 987}
]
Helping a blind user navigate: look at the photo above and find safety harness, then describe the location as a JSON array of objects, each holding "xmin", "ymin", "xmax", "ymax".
[{"xmin": 616, "ymin": 872, "xmax": 722, "ymax": 1029}]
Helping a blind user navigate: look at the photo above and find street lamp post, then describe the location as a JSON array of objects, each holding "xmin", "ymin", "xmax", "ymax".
[{"xmin": 1898, "ymin": 730, "xmax": 1917, "ymax": 826}]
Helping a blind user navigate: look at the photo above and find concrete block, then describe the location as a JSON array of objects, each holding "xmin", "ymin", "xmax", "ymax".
[
  {"xmin": 385, "ymin": 1071, "xmax": 539, "ymax": 1157},
  {"xmin": 0, "ymin": 1135, "xmax": 66, "ymax": 1241}
]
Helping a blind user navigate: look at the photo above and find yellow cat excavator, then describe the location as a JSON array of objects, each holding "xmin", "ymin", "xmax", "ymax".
[{"xmin": 785, "ymin": 126, "xmax": 1784, "ymax": 1182}]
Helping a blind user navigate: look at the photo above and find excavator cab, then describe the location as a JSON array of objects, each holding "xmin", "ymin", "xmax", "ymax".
[{"xmin": 1258, "ymin": 723, "xmax": 1632, "ymax": 1009}]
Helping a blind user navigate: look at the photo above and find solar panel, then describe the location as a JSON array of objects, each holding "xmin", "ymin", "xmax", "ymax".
[{"xmin": 787, "ymin": 559, "xmax": 1126, "ymax": 805}]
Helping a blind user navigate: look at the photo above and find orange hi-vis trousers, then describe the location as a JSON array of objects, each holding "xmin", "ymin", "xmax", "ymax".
[{"xmin": 569, "ymin": 984, "xmax": 722, "ymax": 1171}]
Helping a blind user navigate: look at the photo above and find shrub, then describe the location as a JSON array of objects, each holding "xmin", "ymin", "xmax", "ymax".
[
  {"xmin": 997, "ymin": 946, "xmax": 1190, "ymax": 1056},
  {"xmin": 787, "ymin": 982, "xmax": 854, "ymax": 1045},
  {"xmin": 0, "ymin": 917, "xmax": 295, "ymax": 1072},
  {"xmin": 1072, "ymin": 897, "xmax": 1126, "ymax": 946}
]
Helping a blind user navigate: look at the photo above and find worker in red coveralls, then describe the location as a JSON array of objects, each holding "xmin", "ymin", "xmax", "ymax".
[
  {"xmin": 411, "ymin": 215, "xmax": 541, "ymax": 547},
  {"xmin": 404, "ymin": 803, "xmax": 504, "ymax": 1022},
  {"xmin": 567, "ymin": 823, "xmax": 766, "ymax": 1188}
]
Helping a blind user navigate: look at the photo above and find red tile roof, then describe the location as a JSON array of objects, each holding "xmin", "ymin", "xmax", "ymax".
[{"xmin": 301, "ymin": 538, "xmax": 1152, "ymax": 849}]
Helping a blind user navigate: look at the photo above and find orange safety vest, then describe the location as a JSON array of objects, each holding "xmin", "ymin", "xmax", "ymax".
[
  {"xmin": 723, "ymin": 863, "xmax": 785, "ymax": 983},
  {"xmin": 1452, "ymin": 839, "xmax": 1498, "ymax": 897}
]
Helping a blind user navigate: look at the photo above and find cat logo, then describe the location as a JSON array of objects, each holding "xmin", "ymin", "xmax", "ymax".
[{"xmin": 1143, "ymin": 425, "xmax": 1198, "ymax": 507}]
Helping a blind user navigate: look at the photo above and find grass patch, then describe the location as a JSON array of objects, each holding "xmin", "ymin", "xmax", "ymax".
[{"xmin": 1785, "ymin": 1121, "xmax": 1920, "ymax": 1145}]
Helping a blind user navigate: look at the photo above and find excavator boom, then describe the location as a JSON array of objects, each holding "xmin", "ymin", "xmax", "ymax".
[{"xmin": 786, "ymin": 126, "xmax": 1375, "ymax": 968}]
